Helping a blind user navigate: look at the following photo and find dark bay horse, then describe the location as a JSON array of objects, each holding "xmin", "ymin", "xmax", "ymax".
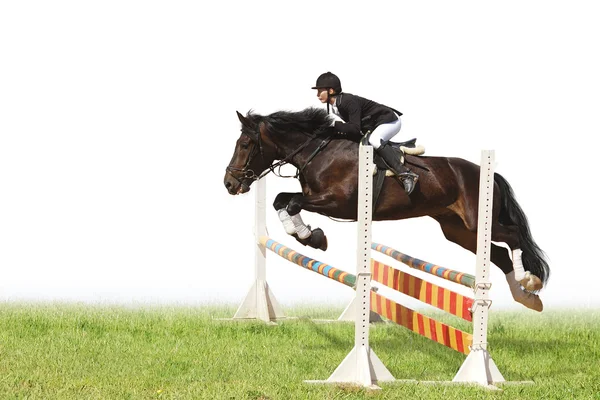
[{"xmin": 224, "ymin": 107, "xmax": 550, "ymax": 312}]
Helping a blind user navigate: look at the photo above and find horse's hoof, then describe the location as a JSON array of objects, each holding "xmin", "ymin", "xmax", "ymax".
[
  {"xmin": 310, "ymin": 228, "xmax": 328, "ymax": 251},
  {"xmin": 292, "ymin": 233, "xmax": 309, "ymax": 247},
  {"xmin": 519, "ymin": 272, "xmax": 543, "ymax": 291},
  {"xmin": 511, "ymin": 287, "xmax": 544, "ymax": 312},
  {"xmin": 319, "ymin": 236, "xmax": 328, "ymax": 251},
  {"xmin": 516, "ymin": 291, "xmax": 544, "ymax": 312},
  {"xmin": 507, "ymin": 271, "xmax": 543, "ymax": 312}
]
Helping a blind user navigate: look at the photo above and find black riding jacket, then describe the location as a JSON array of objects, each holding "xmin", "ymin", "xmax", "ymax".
[{"xmin": 332, "ymin": 93, "xmax": 402, "ymax": 140}]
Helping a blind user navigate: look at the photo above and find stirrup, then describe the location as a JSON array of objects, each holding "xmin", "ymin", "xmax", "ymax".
[
  {"xmin": 399, "ymin": 171, "xmax": 419, "ymax": 181},
  {"xmin": 399, "ymin": 172, "xmax": 418, "ymax": 195}
]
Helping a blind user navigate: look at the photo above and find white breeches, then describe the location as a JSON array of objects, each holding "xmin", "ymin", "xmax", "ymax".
[{"xmin": 368, "ymin": 116, "xmax": 402, "ymax": 149}]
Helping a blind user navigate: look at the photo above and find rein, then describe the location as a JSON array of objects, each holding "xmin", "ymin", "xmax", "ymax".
[{"xmin": 227, "ymin": 121, "xmax": 332, "ymax": 183}]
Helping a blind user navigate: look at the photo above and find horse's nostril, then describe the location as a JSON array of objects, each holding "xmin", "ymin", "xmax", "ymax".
[{"xmin": 225, "ymin": 181, "xmax": 231, "ymax": 189}]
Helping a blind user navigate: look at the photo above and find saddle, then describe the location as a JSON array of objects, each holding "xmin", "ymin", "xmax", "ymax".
[
  {"xmin": 360, "ymin": 133, "xmax": 426, "ymax": 211},
  {"xmin": 360, "ymin": 133, "xmax": 424, "ymax": 169}
]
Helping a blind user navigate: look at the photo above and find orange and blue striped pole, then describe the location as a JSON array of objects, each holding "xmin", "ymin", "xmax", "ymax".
[
  {"xmin": 260, "ymin": 236, "xmax": 356, "ymax": 287},
  {"xmin": 372, "ymin": 243, "xmax": 476, "ymax": 289}
]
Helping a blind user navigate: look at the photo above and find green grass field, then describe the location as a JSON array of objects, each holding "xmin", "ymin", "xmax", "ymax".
[{"xmin": 0, "ymin": 304, "xmax": 598, "ymax": 399}]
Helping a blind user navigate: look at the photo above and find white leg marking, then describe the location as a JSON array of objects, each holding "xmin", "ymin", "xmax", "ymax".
[
  {"xmin": 277, "ymin": 209, "xmax": 297, "ymax": 235},
  {"xmin": 290, "ymin": 213, "xmax": 311, "ymax": 239},
  {"xmin": 511, "ymin": 248, "xmax": 543, "ymax": 290},
  {"xmin": 512, "ymin": 248, "xmax": 526, "ymax": 280}
]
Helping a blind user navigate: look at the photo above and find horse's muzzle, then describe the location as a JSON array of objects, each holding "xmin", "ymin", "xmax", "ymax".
[{"xmin": 224, "ymin": 174, "xmax": 250, "ymax": 195}]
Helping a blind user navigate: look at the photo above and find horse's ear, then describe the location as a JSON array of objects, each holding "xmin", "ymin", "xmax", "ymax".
[{"xmin": 236, "ymin": 111, "xmax": 252, "ymax": 129}]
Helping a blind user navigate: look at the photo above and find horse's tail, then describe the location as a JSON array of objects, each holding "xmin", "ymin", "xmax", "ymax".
[{"xmin": 494, "ymin": 173, "xmax": 550, "ymax": 285}]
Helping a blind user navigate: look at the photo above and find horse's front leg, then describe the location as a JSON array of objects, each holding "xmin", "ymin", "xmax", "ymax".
[
  {"xmin": 284, "ymin": 191, "xmax": 337, "ymax": 251},
  {"xmin": 273, "ymin": 192, "xmax": 302, "ymax": 235},
  {"xmin": 273, "ymin": 191, "xmax": 336, "ymax": 251}
]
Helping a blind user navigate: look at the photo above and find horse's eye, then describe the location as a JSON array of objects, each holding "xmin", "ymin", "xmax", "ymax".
[{"xmin": 241, "ymin": 142, "xmax": 249, "ymax": 150}]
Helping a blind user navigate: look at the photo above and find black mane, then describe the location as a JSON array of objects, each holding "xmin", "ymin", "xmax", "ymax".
[{"xmin": 248, "ymin": 107, "xmax": 333, "ymax": 136}]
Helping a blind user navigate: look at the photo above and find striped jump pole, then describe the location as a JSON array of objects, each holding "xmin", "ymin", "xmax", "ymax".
[
  {"xmin": 371, "ymin": 291, "xmax": 472, "ymax": 354},
  {"xmin": 369, "ymin": 259, "xmax": 475, "ymax": 354},
  {"xmin": 259, "ymin": 236, "xmax": 472, "ymax": 354},
  {"xmin": 260, "ymin": 236, "xmax": 356, "ymax": 288},
  {"xmin": 371, "ymin": 260, "xmax": 474, "ymax": 322},
  {"xmin": 372, "ymin": 243, "xmax": 476, "ymax": 289},
  {"xmin": 260, "ymin": 235, "xmax": 383, "ymax": 324}
]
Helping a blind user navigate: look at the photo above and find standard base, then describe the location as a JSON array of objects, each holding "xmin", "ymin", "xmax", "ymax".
[
  {"xmin": 306, "ymin": 345, "xmax": 394, "ymax": 389},
  {"xmin": 232, "ymin": 280, "xmax": 285, "ymax": 323},
  {"xmin": 452, "ymin": 348, "xmax": 505, "ymax": 387}
]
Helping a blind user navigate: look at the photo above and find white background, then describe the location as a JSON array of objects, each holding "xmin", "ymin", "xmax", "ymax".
[{"xmin": 1, "ymin": 1, "xmax": 598, "ymax": 311}]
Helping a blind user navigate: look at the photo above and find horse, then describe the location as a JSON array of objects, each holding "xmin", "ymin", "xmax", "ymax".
[{"xmin": 223, "ymin": 107, "xmax": 550, "ymax": 312}]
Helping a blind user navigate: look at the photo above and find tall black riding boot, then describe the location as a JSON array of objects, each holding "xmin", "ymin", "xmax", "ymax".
[{"xmin": 376, "ymin": 144, "xmax": 419, "ymax": 195}]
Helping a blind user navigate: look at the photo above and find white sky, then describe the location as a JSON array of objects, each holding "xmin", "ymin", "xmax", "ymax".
[{"xmin": 1, "ymin": 1, "xmax": 598, "ymax": 312}]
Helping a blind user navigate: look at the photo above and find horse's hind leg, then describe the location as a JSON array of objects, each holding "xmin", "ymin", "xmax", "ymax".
[
  {"xmin": 434, "ymin": 214, "xmax": 543, "ymax": 312},
  {"xmin": 490, "ymin": 221, "xmax": 543, "ymax": 291},
  {"xmin": 452, "ymin": 183, "xmax": 543, "ymax": 292}
]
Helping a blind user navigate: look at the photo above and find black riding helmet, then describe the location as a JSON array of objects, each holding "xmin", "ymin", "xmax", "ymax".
[
  {"xmin": 312, "ymin": 72, "xmax": 342, "ymax": 114},
  {"xmin": 312, "ymin": 72, "xmax": 342, "ymax": 94}
]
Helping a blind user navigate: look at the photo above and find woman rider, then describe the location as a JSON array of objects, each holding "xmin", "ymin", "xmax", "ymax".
[{"xmin": 312, "ymin": 71, "xmax": 419, "ymax": 195}]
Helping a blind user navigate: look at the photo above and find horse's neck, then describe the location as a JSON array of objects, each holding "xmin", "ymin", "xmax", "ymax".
[
  {"xmin": 285, "ymin": 137, "xmax": 357, "ymax": 175},
  {"xmin": 272, "ymin": 133, "xmax": 318, "ymax": 167}
]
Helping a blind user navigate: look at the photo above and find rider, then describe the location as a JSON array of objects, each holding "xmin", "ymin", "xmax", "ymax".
[{"xmin": 312, "ymin": 72, "xmax": 419, "ymax": 195}]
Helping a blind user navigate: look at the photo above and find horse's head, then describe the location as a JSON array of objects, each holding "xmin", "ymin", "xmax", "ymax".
[{"xmin": 224, "ymin": 111, "xmax": 277, "ymax": 195}]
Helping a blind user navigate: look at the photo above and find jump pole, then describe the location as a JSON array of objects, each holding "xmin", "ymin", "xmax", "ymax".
[
  {"xmin": 307, "ymin": 144, "xmax": 394, "ymax": 388},
  {"xmin": 452, "ymin": 150, "xmax": 505, "ymax": 387},
  {"xmin": 232, "ymin": 176, "xmax": 285, "ymax": 323},
  {"xmin": 233, "ymin": 150, "xmax": 381, "ymax": 324},
  {"xmin": 231, "ymin": 147, "xmax": 521, "ymax": 388}
]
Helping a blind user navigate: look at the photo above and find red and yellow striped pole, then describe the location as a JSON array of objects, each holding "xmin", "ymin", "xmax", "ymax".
[
  {"xmin": 371, "ymin": 292, "xmax": 473, "ymax": 355},
  {"xmin": 371, "ymin": 260, "xmax": 474, "ymax": 322}
]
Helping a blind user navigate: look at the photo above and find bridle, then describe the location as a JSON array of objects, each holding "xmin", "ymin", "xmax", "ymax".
[
  {"xmin": 224, "ymin": 126, "xmax": 265, "ymax": 188},
  {"xmin": 225, "ymin": 120, "xmax": 333, "ymax": 186}
]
